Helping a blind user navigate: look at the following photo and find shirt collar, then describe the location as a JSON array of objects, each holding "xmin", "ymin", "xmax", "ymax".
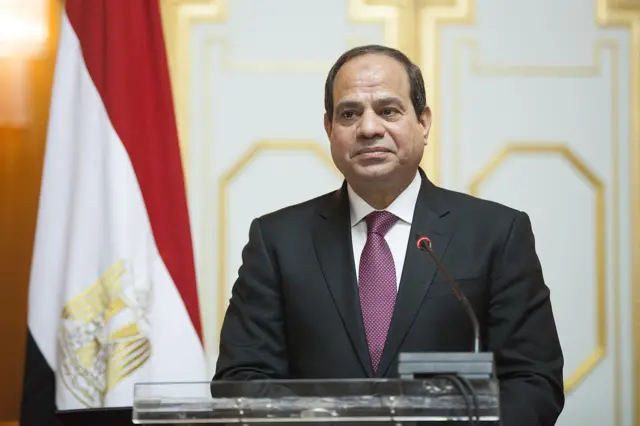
[{"xmin": 347, "ymin": 171, "xmax": 421, "ymax": 227}]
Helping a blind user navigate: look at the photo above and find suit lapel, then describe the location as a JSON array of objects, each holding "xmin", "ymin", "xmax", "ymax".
[
  {"xmin": 312, "ymin": 184, "xmax": 374, "ymax": 377},
  {"xmin": 375, "ymin": 173, "xmax": 455, "ymax": 377}
]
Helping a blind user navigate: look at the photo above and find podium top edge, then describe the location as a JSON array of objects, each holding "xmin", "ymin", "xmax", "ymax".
[{"xmin": 133, "ymin": 376, "xmax": 497, "ymax": 387}]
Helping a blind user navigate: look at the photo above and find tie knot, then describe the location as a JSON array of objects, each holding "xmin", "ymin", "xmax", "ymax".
[{"xmin": 366, "ymin": 211, "xmax": 398, "ymax": 236}]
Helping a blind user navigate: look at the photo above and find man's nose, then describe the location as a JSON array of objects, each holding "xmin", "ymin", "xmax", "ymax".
[{"xmin": 357, "ymin": 109, "xmax": 385, "ymax": 139}]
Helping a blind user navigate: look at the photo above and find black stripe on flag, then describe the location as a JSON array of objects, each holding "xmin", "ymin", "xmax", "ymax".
[{"xmin": 20, "ymin": 329, "xmax": 60, "ymax": 426}]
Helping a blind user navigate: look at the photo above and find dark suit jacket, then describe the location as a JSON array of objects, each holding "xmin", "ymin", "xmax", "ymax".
[{"xmin": 213, "ymin": 169, "xmax": 565, "ymax": 426}]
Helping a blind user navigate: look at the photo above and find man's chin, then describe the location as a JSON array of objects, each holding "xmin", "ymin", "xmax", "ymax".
[{"xmin": 352, "ymin": 163, "xmax": 396, "ymax": 180}]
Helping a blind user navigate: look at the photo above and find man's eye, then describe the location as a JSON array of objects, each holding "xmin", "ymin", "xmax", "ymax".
[
  {"xmin": 381, "ymin": 108, "xmax": 397, "ymax": 116},
  {"xmin": 341, "ymin": 111, "xmax": 355, "ymax": 119}
]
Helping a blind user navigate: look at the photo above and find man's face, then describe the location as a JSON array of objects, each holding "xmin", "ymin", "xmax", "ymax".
[{"xmin": 324, "ymin": 53, "xmax": 431, "ymax": 186}]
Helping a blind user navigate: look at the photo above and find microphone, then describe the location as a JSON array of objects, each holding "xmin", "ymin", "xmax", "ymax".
[
  {"xmin": 397, "ymin": 234, "xmax": 496, "ymax": 410},
  {"xmin": 415, "ymin": 235, "xmax": 481, "ymax": 353}
]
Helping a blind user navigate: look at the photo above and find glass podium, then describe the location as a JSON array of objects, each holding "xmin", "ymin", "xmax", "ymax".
[{"xmin": 132, "ymin": 378, "xmax": 501, "ymax": 424}]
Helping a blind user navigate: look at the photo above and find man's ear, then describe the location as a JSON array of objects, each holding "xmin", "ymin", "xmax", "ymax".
[
  {"xmin": 419, "ymin": 107, "xmax": 432, "ymax": 145},
  {"xmin": 324, "ymin": 112, "xmax": 332, "ymax": 138}
]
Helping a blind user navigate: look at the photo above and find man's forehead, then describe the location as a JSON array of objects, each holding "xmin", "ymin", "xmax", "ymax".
[
  {"xmin": 337, "ymin": 54, "xmax": 405, "ymax": 80},
  {"xmin": 333, "ymin": 55, "xmax": 410, "ymax": 102}
]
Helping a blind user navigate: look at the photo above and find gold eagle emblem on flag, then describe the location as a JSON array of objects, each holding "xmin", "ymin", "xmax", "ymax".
[{"xmin": 58, "ymin": 260, "xmax": 152, "ymax": 407}]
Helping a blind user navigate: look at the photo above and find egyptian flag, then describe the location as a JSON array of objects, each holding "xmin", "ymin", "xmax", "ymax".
[{"xmin": 20, "ymin": 1, "xmax": 207, "ymax": 424}]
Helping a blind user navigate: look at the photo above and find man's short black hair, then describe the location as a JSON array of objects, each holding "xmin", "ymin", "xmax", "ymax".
[{"xmin": 324, "ymin": 44, "xmax": 427, "ymax": 121}]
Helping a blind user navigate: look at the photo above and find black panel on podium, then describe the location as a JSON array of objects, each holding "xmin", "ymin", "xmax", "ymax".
[{"xmin": 57, "ymin": 407, "xmax": 133, "ymax": 426}]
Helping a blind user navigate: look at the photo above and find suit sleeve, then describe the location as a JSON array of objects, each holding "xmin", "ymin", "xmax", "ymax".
[
  {"xmin": 488, "ymin": 211, "xmax": 565, "ymax": 426},
  {"xmin": 213, "ymin": 217, "xmax": 288, "ymax": 382}
]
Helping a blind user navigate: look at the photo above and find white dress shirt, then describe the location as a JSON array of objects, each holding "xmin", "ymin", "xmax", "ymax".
[{"xmin": 347, "ymin": 171, "xmax": 422, "ymax": 289}]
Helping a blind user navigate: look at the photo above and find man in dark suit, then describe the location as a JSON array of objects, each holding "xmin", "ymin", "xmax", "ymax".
[{"xmin": 213, "ymin": 45, "xmax": 565, "ymax": 426}]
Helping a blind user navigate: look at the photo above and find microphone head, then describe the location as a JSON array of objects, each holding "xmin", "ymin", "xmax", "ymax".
[{"xmin": 415, "ymin": 235, "xmax": 432, "ymax": 251}]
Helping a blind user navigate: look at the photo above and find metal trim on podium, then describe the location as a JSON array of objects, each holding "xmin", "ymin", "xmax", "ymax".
[{"xmin": 131, "ymin": 377, "xmax": 500, "ymax": 424}]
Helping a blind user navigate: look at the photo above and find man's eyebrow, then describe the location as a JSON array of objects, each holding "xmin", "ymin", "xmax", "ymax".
[
  {"xmin": 335, "ymin": 96, "xmax": 404, "ymax": 110},
  {"xmin": 335, "ymin": 100, "xmax": 361, "ymax": 110}
]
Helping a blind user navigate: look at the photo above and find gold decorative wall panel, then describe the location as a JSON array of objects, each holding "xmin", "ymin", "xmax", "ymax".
[
  {"xmin": 596, "ymin": 1, "xmax": 639, "ymax": 424},
  {"xmin": 469, "ymin": 143, "xmax": 607, "ymax": 395},
  {"xmin": 452, "ymin": 39, "xmax": 619, "ymax": 190},
  {"xmin": 160, "ymin": 0, "xmax": 227, "ymax": 175}
]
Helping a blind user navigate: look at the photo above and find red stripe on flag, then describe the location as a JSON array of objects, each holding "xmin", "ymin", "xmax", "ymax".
[{"xmin": 65, "ymin": 0, "xmax": 203, "ymax": 341}]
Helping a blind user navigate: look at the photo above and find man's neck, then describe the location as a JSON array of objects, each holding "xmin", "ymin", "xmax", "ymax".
[{"xmin": 349, "ymin": 172, "xmax": 416, "ymax": 210}]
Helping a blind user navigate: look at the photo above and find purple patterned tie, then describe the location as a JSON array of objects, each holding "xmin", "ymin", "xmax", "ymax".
[{"xmin": 358, "ymin": 210, "xmax": 398, "ymax": 373}]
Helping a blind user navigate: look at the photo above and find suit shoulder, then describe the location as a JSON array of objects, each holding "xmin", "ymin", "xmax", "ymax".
[
  {"xmin": 438, "ymin": 186, "xmax": 524, "ymax": 221},
  {"xmin": 254, "ymin": 189, "xmax": 336, "ymax": 227},
  {"xmin": 436, "ymin": 187, "xmax": 534, "ymax": 249}
]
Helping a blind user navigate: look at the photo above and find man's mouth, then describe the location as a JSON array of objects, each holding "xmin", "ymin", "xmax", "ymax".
[{"xmin": 356, "ymin": 147, "xmax": 391, "ymax": 156}]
